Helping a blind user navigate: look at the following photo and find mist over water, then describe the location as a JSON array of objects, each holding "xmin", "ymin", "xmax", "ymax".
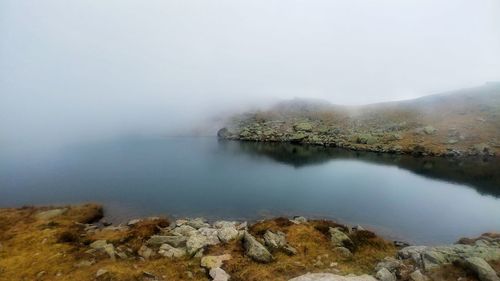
[{"xmin": 1, "ymin": 0, "xmax": 500, "ymax": 149}]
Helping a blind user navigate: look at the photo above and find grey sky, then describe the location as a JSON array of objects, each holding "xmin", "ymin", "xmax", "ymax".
[{"xmin": 1, "ymin": 0, "xmax": 499, "ymax": 145}]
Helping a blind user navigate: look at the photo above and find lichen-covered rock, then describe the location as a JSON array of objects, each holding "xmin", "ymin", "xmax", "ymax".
[
  {"xmin": 329, "ymin": 227, "xmax": 352, "ymax": 248},
  {"xmin": 398, "ymin": 236, "xmax": 500, "ymax": 269},
  {"xmin": 158, "ymin": 244, "xmax": 186, "ymax": 258},
  {"xmin": 263, "ymin": 230, "xmax": 287, "ymax": 250},
  {"xmin": 200, "ymin": 254, "xmax": 231, "ymax": 269},
  {"xmin": 375, "ymin": 268, "xmax": 396, "ymax": 281},
  {"xmin": 209, "ymin": 267, "xmax": 230, "ymax": 281},
  {"xmin": 147, "ymin": 235, "xmax": 187, "ymax": 248},
  {"xmin": 242, "ymin": 231, "xmax": 273, "ymax": 263},
  {"xmin": 463, "ymin": 257, "xmax": 500, "ymax": 281}
]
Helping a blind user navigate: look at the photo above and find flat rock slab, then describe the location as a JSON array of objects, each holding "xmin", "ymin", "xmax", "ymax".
[
  {"xmin": 36, "ymin": 208, "xmax": 67, "ymax": 220},
  {"xmin": 289, "ymin": 273, "xmax": 377, "ymax": 281}
]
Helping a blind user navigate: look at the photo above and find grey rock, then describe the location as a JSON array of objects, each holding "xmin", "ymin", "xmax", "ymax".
[
  {"xmin": 398, "ymin": 239, "xmax": 500, "ymax": 270},
  {"xmin": 171, "ymin": 224, "xmax": 197, "ymax": 237},
  {"xmin": 242, "ymin": 231, "xmax": 273, "ymax": 263},
  {"xmin": 329, "ymin": 227, "xmax": 352, "ymax": 248},
  {"xmin": 147, "ymin": 235, "xmax": 187, "ymax": 248},
  {"xmin": 334, "ymin": 247, "xmax": 353, "ymax": 258},
  {"xmin": 96, "ymin": 269, "xmax": 108, "ymax": 278},
  {"xmin": 423, "ymin": 126, "xmax": 436, "ymax": 135},
  {"xmin": 213, "ymin": 221, "xmax": 237, "ymax": 229},
  {"xmin": 217, "ymin": 226, "xmax": 239, "ymax": 243},
  {"xmin": 186, "ymin": 218, "xmax": 210, "ymax": 229},
  {"xmin": 200, "ymin": 254, "xmax": 231, "ymax": 269},
  {"xmin": 263, "ymin": 230, "xmax": 287, "ymax": 250},
  {"xmin": 186, "ymin": 230, "xmax": 219, "ymax": 256},
  {"xmin": 375, "ymin": 268, "xmax": 396, "ymax": 281},
  {"xmin": 375, "ymin": 257, "xmax": 403, "ymax": 273},
  {"xmin": 209, "ymin": 267, "xmax": 230, "ymax": 281},
  {"xmin": 463, "ymin": 257, "xmax": 500, "ymax": 281},
  {"xmin": 138, "ymin": 245, "xmax": 153, "ymax": 259},
  {"xmin": 290, "ymin": 216, "xmax": 308, "ymax": 224},
  {"xmin": 409, "ymin": 270, "xmax": 428, "ymax": 281},
  {"xmin": 288, "ymin": 273, "xmax": 377, "ymax": 281},
  {"xmin": 158, "ymin": 244, "xmax": 186, "ymax": 258}
]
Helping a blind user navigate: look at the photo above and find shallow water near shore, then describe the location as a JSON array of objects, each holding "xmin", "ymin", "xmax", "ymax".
[{"xmin": 1, "ymin": 137, "xmax": 499, "ymax": 244}]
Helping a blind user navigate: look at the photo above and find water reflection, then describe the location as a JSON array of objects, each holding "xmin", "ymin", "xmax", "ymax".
[{"xmin": 219, "ymin": 140, "xmax": 500, "ymax": 197}]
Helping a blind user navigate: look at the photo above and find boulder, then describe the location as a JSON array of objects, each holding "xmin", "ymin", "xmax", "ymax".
[
  {"xmin": 209, "ymin": 267, "xmax": 230, "ymax": 281},
  {"xmin": 186, "ymin": 218, "xmax": 210, "ymax": 229},
  {"xmin": 329, "ymin": 227, "xmax": 353, "ymax": 248},
  {"xmin": 463, "ymin": 257, "xmax": 500, "ymax": 281},
  {"xmin": 158, "ymin": 244, "xmax": 186, "ymax": 258},
  {"xmin": 217, "ymin": 226, "xmax": 239, "ymax": 243},
  {"xmin": 423, "ymin": 126, "xmax": 436, "ymax": 135},
  {"xmin": 375, "ymin": 268, "xmax": 396, "ymax": 281},
  {"xmin": 375, "ymin": 257, "xmax": 403, "ymax": 273},
  {"xmin": 147, "ymin": 235, "xmax": 187, "ymax": 248},
  {"xmin": 242, "ymin": 231, "xmax": 273, "ymax": 263},
  {"xmin": 138, "ymin": 245, "xmax": 153, "ymax": 259},
  {"xmin": 290, "ymin": 216, "xmax": 308, "ymax": 224},
  {"xmin": 398, "ymin": 239, "xmax": 500, "ymax": 270},
  {"xmin": 288, "ymin": 273, "xmax": 377, "ymax": 281},
  {"xmin": 200, "ymin": 254, "xmax": 231, "ymax": 269},
  {"xmin": 171, "ymin": 225, "xmax": 197, "ymax": 237},
  {"xmin": 263, "ymin": 230, "xmax": 287, "ymax": 250},
  {"xmin": 409, "ymin": 270, "xmax": 428, "ymax": 281}
]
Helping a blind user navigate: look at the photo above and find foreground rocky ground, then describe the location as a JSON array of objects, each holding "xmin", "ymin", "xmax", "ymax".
[
  {"xmin": 0, "ymin": 204, "xmax": 498, "ymax": 281},
  {"xmin": 218, "ymin": 83, "xmax": 500, "ymax": 158}
]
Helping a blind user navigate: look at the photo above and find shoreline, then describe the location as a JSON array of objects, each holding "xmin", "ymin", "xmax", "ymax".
[{"xmin": 1, "ymin": 204, "xmax": 498, "ymax": 281}]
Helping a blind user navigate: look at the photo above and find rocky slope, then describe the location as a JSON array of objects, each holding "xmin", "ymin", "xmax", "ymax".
[
  {"xmin": 0, "ymin": 204, "xmax": 499, "ymax": 281},
  {"xmin": 218, "ymin": 83, "xmax": 500, "ymax": 157}
]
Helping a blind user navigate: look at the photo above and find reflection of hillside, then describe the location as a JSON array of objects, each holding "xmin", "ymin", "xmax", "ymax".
[{"xmin": 218, "ymin": 140, "xmax": 500, "ymax": 197}]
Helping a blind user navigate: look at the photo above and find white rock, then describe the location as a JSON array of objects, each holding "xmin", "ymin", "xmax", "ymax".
[{"xmin": 209, "ymin": 267, "xmax": 230, "ymax": 281}]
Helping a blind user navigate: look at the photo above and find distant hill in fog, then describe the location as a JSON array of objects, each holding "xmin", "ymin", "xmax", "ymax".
[{"xmin": 218, "ymin": 83, "xmax": 500, "ymax": 157}]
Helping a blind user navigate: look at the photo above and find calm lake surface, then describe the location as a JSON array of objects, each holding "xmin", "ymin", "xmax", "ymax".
[{"xmin": 1, "ymin": 137, "xmax": 500, "ymax": 244}]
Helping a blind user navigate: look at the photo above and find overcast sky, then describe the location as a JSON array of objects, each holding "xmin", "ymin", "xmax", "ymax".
[{"xmin": 1, "ymin": 0, "xmax": 499, "ymax": 145}]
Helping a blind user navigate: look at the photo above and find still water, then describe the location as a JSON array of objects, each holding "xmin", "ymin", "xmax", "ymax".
[{"xmin": 1, "ymin": 137, "xmax": 499, "ymax": 244}]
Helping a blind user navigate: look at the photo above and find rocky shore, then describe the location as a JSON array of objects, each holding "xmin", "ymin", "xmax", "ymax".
[
  {"xmin": 217, "ymin": 84, "xmax": 500, "ymax": 158},
  {"xmin": 0, "ymin": 204, "xmax": 498, "ymax": 281}
]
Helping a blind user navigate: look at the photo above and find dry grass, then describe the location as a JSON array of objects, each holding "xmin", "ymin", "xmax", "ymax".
[{"xmin": 0, "ymin": 204, "xmax": 397, "ymax": 281}]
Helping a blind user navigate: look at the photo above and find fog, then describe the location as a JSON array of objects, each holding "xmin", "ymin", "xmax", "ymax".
[{"xmin": 1, "ymin": 0, "xmax": 499, "ymax": 147}]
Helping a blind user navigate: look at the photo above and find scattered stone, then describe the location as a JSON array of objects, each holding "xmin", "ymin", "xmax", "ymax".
[
  {"xmin": 375, "ymin": 257, "xmax": 402, "ymax": 273},
  {"xmin": 217, "ymin": 226, "xmax": 239, "ymax": 243},
  {"xmin": 147, "ymin": 235, "xmax": 187, "ymax": 248},
  {"xmin": 96, "ymin": 269, "xmax": 108, "ymax": 278},
  {"xmin": 171, "ymin": 224, "xmax": 197, "ymax": 237},
  {"xmin": 36, "ymin": 271, "xmax": 46, "ymax": 279},
  {"xmin": 200, "ymin": 254, "xmax": 231, "ymax": 269},
  {"xmin": 186, "ymin": 233, "xmax": 211, "ymax": 256},
  {"xmin": 127, "ymin": 219, "xmax": 142, "ymax": 226},
  {"xmin": 73, "ymin": 260, "xmax": 94, "ymax": 267},
  {"xmin": 462, "ymin": 257, "xmax": 500, "ymax": 281},
  {"xmin": 288, "ymin": 273, "xmax": 377, "ymax": 281},
  {"xmin": 138, "ymin": 245, "xmax": 153, "ymax": 259},
  {"xmin": 334, "ymin": 247, "xmax": 353, "ymax": 258},
  {"xmin": 423, "ymin": 126, "xmax": 436, "ymax": 135},
  {"xmin": 375, "ymin": 268, "xmax": 396, "ymax": 281},
  {"xmin": 291, "ymin": 216, "xmax": 308, "ymax": 224},
  {"xmin": 158, "ymin": 244, "xmax": 186, "ymax": 258},
  {"xmin": 90, "ymin": 240, "xmax": 108, "ymax": 249},
  {"xmin": 186, "ymin": 218, "xmax": 210, "ymax": 229},
  {"xmin": 264, "ymin": 230, "xmax": 287, "ymax": 250},
  {"xmin": 283, "ymin": 244, "xmax": 298, "ymax": 255},
  {"xmin": 409, "ymin": 270, "xmax": 428, "ymax": 281},
  {"xmin": 242, "ymin": 231, "xmax": 273, "ymax": 263},
  {"xmin": 209, "ymin": 267, "xmax": 230, "ymax": 281},
  {"xmin": 329, "ymin": 227, "xmax": 353, "ymax": 248},
  {"xmin": 36, "ymin": 208, "xmax": 67, "ymax": 220}
]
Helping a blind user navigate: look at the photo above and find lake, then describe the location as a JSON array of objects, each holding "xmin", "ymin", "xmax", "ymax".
[{"xmin": 1, "ymin": 137, "xmax": 499, "ymax": 245}]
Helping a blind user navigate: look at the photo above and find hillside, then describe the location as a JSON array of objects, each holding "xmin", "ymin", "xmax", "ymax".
[{"xmin": 218, "ymin": 83, "xmax": 500, "ymax": 157}]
